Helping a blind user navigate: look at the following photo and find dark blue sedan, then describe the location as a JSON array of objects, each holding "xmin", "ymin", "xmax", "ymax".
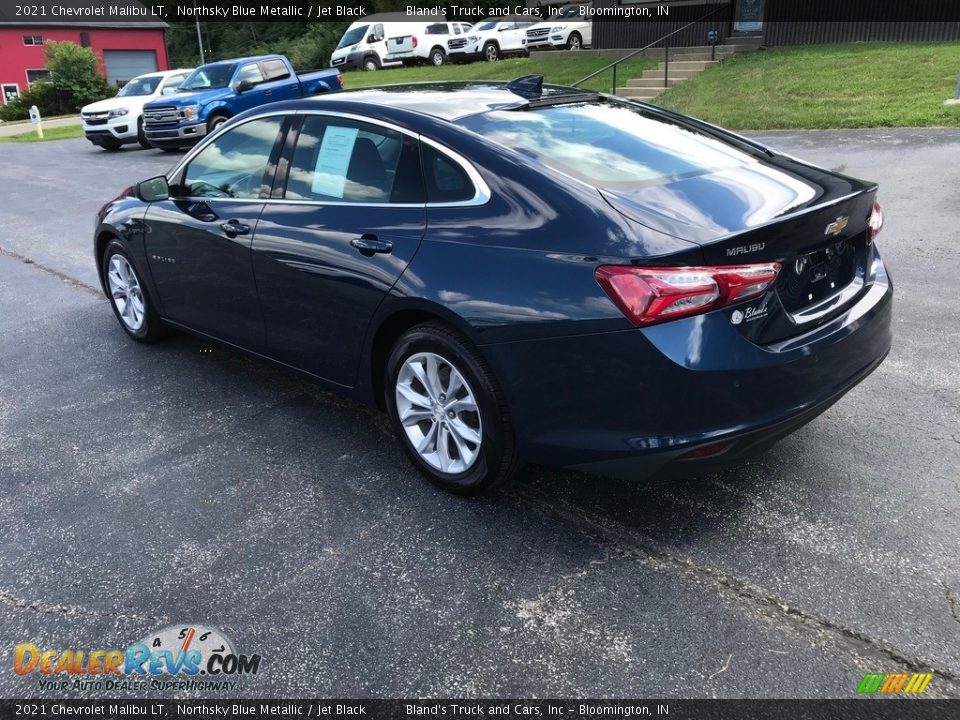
[{"xmin": 94, "ymin": 78, "xmax": 892, "ymax": 493}]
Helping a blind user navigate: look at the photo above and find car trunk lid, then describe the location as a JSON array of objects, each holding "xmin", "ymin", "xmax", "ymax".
[{"xmin": 601, "ymin": 158, "xmax": 878, "ymax": 343}]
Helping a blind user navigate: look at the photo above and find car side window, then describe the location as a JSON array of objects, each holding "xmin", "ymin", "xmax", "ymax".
[
  {"xmin": 236, "ymin": 63, "xmax": 264, "ymax": 86},
  {"xmin": 453, "ymin": 24, "xmax": 461, "ymax": 35},
  {"xmin": 285, "ymin": 117, "xmax": 425, "ymax": 204},
  {"xmin": 181, "ymin": 117, "xmax": 284, "ymax": 199},
  {"xmin": 421, "ymin": 144, "xmax": 475, "ymax": 204},
  {"xmin": 261, "ymin": 59, "xmax": 290, "ymax": 82},
  {"xmin": 160, "ymin": 74, "xmax": 184, "ymax": 90}
]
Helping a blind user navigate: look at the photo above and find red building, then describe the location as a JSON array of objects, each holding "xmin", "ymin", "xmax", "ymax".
[{"xmin": 0, "ymin": 2, "xmax": 168, "ymax": 106}]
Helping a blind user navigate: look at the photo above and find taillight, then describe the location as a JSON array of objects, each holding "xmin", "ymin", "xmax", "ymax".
[
  {"xmin": 337, "ymin": 74, "xmax": 344, "ymax": 89},
  {"xmin": 412, "ymin": 36, "xmax": 419, "ymax": 48},
  {"xmin": 595, "ymin": 262, "xmax": 781, "ymax": 327},
  {"xmin": 867, "ymin": 199, "xmax": 883, "ymax": 245}
]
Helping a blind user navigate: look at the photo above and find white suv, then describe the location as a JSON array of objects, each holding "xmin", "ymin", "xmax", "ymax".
[
  {"xmin": 81, "ymin": 69, "xmax": 192, "ymax": 151},
  {"xmin": 386, "ymin": 21, "xmax": 474, "ymax": 66},
  {"xmin": 526, "ymin": 5, "xmax": 592, "ymax": 51},
  {"xmin": 447, "ymin": 19, "xmax": 538, "ymax": 63}
]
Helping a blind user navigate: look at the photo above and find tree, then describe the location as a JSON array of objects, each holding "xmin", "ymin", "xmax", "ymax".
[{"xmin": 44, "ymin": 40, "xmax": 113, "ymax": 110}]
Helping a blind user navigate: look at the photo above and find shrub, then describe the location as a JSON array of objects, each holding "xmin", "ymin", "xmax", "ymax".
[{"xmin": 44, "ymin": 40, "xmax": 113, "ymax": 110}]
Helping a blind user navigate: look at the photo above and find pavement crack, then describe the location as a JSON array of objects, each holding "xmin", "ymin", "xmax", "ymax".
[
  {"xmin": 0, "ymin": 244, "xmax": 101, "ymax": 296},
  {"xmin": 0, "ymin": 589, "xmax": 167, "ymax": 624},
  {"xmin": 708, "ymin": 653, "xmax": 733, "ymax": 680},
  {"xmin": 942, "ymin": 581, "xmax": 960, "ymax": 625},
  {"xmin": 513, "ymin": 487, "xmax": 960, "ymax": 691}
]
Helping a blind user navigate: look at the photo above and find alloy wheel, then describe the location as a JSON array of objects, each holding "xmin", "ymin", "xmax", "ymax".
[
  {"xmin": 106, "ymin": 254, "xmax": 146, "ymax": 332},
  {"xmin": 395, "ymin": 352, "xmax": 483, "ymax": 474}
]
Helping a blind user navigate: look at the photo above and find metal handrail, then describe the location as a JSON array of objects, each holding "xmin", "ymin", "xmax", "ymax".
[{"xmin": 571, "ymin": 3, "xmax": 728, "ymax": 93}]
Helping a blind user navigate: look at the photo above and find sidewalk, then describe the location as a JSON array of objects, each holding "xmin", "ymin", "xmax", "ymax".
[{"xmin": 0, "ymin": 115, "xmax": 81, "ymax": 137}]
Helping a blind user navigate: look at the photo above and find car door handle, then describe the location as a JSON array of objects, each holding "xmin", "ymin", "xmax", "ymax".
[
  {"xmin": 350, "ymin": 235, "xmax": 393, "ymax": 256},
  {"xmin": 220, "ymin": 220, "xmax": 251, "ymax": 237}
]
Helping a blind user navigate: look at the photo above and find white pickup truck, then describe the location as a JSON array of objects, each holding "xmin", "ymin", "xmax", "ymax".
[
  {"xmin": 386, "ymin": 21, "xmax": 475, "ymax": 66},
  {"xmin": 525, "ymin": 5, "xmax": 592, "ymax": 51},
  {"xmin": 80, "ymin": 69, "xmax": 192, "ymax": 151}
]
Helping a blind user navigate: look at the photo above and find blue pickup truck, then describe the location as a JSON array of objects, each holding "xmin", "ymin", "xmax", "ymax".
[{"xmin": 142, "ymin": 55, "xmax": 342, "ymax": 151}]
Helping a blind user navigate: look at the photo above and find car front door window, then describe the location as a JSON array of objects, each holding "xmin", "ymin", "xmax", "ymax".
[{"xmin": 181, "ymin": 117, "xmax": 284, "ymax": 199}]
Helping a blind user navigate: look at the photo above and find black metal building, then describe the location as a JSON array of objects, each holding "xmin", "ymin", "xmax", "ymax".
[{"xmin": 591, "ymin": 0, "xmax": 960, "ymax": 49}]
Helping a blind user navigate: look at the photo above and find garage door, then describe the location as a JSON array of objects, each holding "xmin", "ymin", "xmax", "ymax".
[{"xmin": 102, "ymin": 50, "xmax": 158, "ymax": 85}]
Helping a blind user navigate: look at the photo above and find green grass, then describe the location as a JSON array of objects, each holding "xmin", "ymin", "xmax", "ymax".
[
  {"xmin": 342, "ymin": 55, "xmax": 657, "ymax": 94},
  {"xmin": 0, "ymin": 124, "xmax": 84, "ymax": 143},
  {"xmin": 655, "ymin": 42, "xmax": 960, "ymax": 130}
]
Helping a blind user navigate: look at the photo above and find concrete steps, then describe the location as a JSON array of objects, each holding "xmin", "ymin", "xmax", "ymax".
[{"xmin": 615, "ymin": 42, "xmax": 759, "ymax": 101}]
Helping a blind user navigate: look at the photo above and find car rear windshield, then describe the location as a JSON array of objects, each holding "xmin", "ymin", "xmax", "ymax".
[{"xmin": 456, "ymin": 101, "xmax": 756, "ymax": 188}]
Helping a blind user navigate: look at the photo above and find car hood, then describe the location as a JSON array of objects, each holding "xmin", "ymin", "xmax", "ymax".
[
  {"xmin": 81, "ymin": 96, "xmax": 153, "ymax": 114},
  {"xmin": 144, "ymin": 88, "xmax": 228, "ymax": 108},
  {"xmin": 600, "ymin": 159, "xmax": 865, "ymax": 245}
]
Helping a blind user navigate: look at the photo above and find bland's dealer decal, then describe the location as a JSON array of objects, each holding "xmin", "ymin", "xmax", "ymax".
[{"xmin": 13, "ymin": 625, "xmax": 261, "ymax": 692}]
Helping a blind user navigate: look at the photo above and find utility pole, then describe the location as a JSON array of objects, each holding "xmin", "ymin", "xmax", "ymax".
[{"xmin": 193, "ymin": 0, "xmax": 205, "ymax": 64}]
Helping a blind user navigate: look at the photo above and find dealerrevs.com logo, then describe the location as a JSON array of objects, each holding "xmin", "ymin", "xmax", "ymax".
[{"xmin": 13, "ymin": 625, "xmax": 261, "ymax": 693}]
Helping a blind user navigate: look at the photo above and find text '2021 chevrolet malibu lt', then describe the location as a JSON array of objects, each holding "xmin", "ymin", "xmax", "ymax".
[{"xmin": 94, "ymin": 77, "xmax": 892, "ymax": 493}]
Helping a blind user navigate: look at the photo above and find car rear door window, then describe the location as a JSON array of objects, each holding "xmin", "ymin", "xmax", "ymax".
[
  {"xmin": 181, "ymin": 116, "xmax": 284, "ymax": 199},
  {"xmin": 284, "ymin": 116, "xmax": 425, "ymax": 204},
  {"xmin": 261, "ymin": 59, "xmax": 291, "ymax": 82}
]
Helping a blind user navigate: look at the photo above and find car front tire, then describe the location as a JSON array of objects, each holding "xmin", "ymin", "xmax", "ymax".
[
  {"xmin": 363, "ymin": 56, "xmax": 381, "ymax": 71},
  {"xmin": 385, "ymin": 322, "xmax": 520, "ymax": 494},
  {"xmin": 483, "ymin": 42, "xmax": 500, "ymax": 62},
  {"xmin": 567, "ymin": 32, "xmax": 583, "ymax": 50},
  {"xmin": 102, "ymin": 240, "xmax": 168, "ymax": 343},
  {"xmin": 137, "ymin": 118, "xmax": 151, "ymax": 148}
]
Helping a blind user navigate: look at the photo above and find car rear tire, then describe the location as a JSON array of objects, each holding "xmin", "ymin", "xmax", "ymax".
[
  {"xmin": 567, "ymin": 32, "xmax": 583, "ymax": 50},
  {"xmin": 102, "ymin": 240, "xmax": 168, "ymax": 343},
  {"xmin": 430, "ymin": 47, "xmax": 446, "ymax": 66},
  {"xmin": 137, "ymin": 118, "xmax": 151, "ymax": 148},
  {"xmin": 483, "ymin": 42, "xmax": 500, "ymax": 62},
  {"xmin": 385, "ymin": 322, "xmax": 520, "ymax": 494},
  {"xmin": 363, "ymin": 56, "xmax": 381, "ymax": 71}
]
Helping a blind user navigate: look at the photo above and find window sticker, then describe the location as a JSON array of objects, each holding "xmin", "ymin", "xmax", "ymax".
[{"xmin": 311, "ymin": 125, "xmax": 359, "ymax": 199}]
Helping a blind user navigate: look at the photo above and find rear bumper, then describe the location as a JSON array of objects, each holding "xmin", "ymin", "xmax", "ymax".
[{"xmin": 481, "ymin": 257, "xmax": 893, "ymax": 479}]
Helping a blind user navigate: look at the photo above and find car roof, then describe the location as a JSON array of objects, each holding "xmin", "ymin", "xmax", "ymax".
[
  {"xmin": 200, "ymin": 55, "xmax": 282, "ymax": 69},
  {"xmin": 300, "ymin": 82, "xmax": 596, "ymax": 122}
]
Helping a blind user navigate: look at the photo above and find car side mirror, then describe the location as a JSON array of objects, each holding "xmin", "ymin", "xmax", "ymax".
[
  {"xmin": 235, "ymin": 79, "xmax": 254, "ymax": 93},
  {"xmin": 136, "ymin": 176, "xmax": 170, "ymax": 202},
  {"xmin": 367, "ymin": 33, "xmax": 382, "ymax": 43}
]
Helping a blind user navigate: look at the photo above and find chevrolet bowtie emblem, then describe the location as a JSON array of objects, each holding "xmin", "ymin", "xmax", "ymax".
[{"xmin": 824, "ymin": 216, "xmax": 849, "ymax": 236}]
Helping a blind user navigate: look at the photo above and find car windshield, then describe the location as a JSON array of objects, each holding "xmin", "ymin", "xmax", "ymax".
[
  {"xmin": 457, "ymin": 101, "xmax": 755, "ymax": 187},
  {"xmin": 474, "ymin": 21, "xmax": 498, "ymax": 31},
  {"xmin": 337, "ymin": 25, "xmax": 369, "ymax": 48},
  {"xmin": 179, "ymin": 64, "xmax": 236, "ymax": 91},
  {"xmin": 117, "ymin": 76, "xmax": 162, "ymax": 96}
]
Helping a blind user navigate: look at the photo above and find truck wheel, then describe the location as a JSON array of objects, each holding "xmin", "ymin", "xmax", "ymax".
[
  {"xmin": 207, "ymin": 114, "xmax": 230, "ymax": 133},
  {"xmin": 137, "ymin": 118, "xmax": 151, "ymax": 148},
  {"xmin": 429, "ymin": 47, "xmax": 446, "ymax": 66},
  {"xmin": 483, "ymin": 42, "xmax": 500, "ymax": 62},
  {"xmin": 363, "ymin": 56, "xmax": 381, "ymax": 71},
  {"xmin": 567, "ymin": 32, "xmax": 583, "ymax": 50}
]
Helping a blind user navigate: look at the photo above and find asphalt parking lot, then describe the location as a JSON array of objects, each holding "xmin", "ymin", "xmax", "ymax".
[{"xmin": 0, "ymin": 128, "xmax": 958, "ymax": 699}]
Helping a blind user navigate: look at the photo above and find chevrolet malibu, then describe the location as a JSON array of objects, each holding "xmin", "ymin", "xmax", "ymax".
[{"xmin": 93, "ymin": 78, "xmax": 892, "ymax": 494}]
